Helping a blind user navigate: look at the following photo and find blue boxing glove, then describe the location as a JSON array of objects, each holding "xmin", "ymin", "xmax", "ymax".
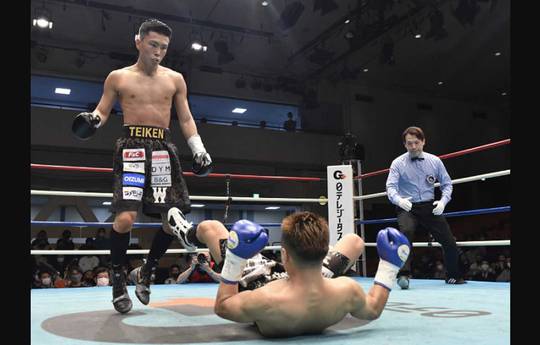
[
  {"xmin": 374, "ymin": 227, "xmax": 411, "ymax": 291},
  {"xmin": 221, "ymin": 220, "xmax": 269, "ymax": 284}
]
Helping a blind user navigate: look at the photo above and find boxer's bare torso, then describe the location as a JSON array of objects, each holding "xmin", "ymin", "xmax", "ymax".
[
  {"xmin": 241, "ymin": 276, "xmax": 367, "ymax": 337},
  {"xmin": 103, "ymin": 65, "xmax": 183, "ymax": 128}
]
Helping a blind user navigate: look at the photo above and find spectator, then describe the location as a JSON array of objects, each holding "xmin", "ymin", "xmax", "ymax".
[
  {"xmin": 37, "ymin": 271, "xmax": 54, "ymax": 289},
  {"xmin": 79, "ymin": 239, "xmax": 100, "ymax": 273},
  {"xmin": 56, "ymin": 230, "xmax": 75, "ymax": 250},
  {"xmin": 496, "ymin": 258, "xmax": 510, "ymax": 282},
  {"xmin": 164, "ymin": 264, "xmax": 181, "ymax": 284},
  {"xmin": 94, "ymin": 267, "xmax": 111, "ymax": 287},
  {"xmin": 473, "ymin": 260, "xmax": 495, "ymax": 281},
  {"xmin": 82, "ymin": 270, "xmax": 95, "ymax": 287},
  {"xmin": 66, "ymin": 267, "xmax": 84, "ymax": 287},
  {"xmin": 126, "ymin": 244, "xmax": 145, "ymax": 273},
  {"xmin": 93, "ymin": 228, "xmax": 111, "ymax": 267},
  {"xmin": 31, "ymin": 230, "xmax": 51, "ymax": 249},
  {"xmin": 93, "ymin": 228, "xmax": 110, "ymax": 250},
  {"xmin": 491, "ymin": 254, "xmax": 507, "ymax": 276},
  {"xmin": 176, "ymin": 253, "xmax": 220, "ymax": 283},
  {"xmin": 432, "ymin": 260, "xmax": 446, "ymax": 280},
  {"xmin": 177, "ymin": 254, "xmax": 190, "ymax": 271},
  {"xmin": 283, "ymin": 112, "xmax": 296, "ymax": 131},
  {"xmin": 56, "ymin": 230, "xmax": 76, "ymax": 269},
  {"xmin": 467, "ymin": 255, "xmax": 483, "ymax": 279}
]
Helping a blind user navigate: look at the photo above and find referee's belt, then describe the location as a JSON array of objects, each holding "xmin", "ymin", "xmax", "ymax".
[
  {"xmin": 123, "ymin": 125, "xmax": 170, "ymax": 141},
  {"xmin": 411, "ymin": 200, "xmax": 435, "ymax": 205}
]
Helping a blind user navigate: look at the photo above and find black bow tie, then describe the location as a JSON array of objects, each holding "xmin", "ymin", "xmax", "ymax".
[{"xmin": 411, "ymin": 156, "xmax": 424, "ymax": 161}]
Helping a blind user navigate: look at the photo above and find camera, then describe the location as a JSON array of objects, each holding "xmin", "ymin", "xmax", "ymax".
[
  {"xmin": 197, "ymin": 253, "xmax": 207, "ymax": 264},
  {"xmin": 338, "ymin": 133, "xmax": 364, "ymax": 162}
]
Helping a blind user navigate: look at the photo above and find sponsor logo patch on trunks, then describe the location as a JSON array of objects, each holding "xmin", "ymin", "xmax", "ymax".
[
  {"xmin": 123, "ymin": 162, "xmax": 145, "ymax": 174},
  {"xmin": 122, "ymin": 187, "xmax": 143, "ymax": 201},
  {"xmin": 152, "ymin": 163, "xmax": 171, "ymax": 176},
  {"xmin": 152, "ymin": 150, "xmax": 170, "ymax": 163},
  {"xmin": 151, "ymin": 175, "xmax": 172, "ymax": 187},
  {"xmin": 123, "ymin": 148, "xmax": 146, "ymax": 162},
  {"xmin": 122, "ymin": 173, "xmax": 145, "ymax": 187},
  {"xmin": 152, "ymin": 187, "xmax": 168, "ymax": 203}
]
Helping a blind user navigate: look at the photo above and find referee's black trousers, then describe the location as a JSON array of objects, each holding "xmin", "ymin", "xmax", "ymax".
[{"xmin": 396, "ymin": 201, "xmax": 462, "ymax": 279}]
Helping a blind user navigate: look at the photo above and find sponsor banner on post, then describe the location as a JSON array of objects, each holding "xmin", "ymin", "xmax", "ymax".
[
  {"xmin": 123, "ymin": 148, "xmax": 146, "ymax": 162},
  {"xmin": 327, "ymin": 165, "xmax": 354, "ymax": 246}
]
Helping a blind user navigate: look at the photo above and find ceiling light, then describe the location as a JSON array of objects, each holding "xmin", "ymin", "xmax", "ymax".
[
  {"xmin": 191, "ymin": 42, "xmax": 207, "ymax": 52},
  {"xmin": 55, "ymin": 88, "xmax": 71, "ymax": 95},
  {"xmin": 414, "ymin": 34, "xmax": 422, "ymax": 39},
  {"xmin": 494, "ymin": 52, "xmax": 501, "ymax": 56},
  {"xmin": 191, "ymin": 204, "xmax": 205, "ymax": 208},
  {"xmin": 344, "ymin": 31, "xmax": 355, "ymax": 39},
  {"xmin": 261, "ymin": 1, "xmax": 269, "ymax": 6},
  {"xmin": 265, "ymin": 206, "xmax": 280, "ymax": 210},
  {"xmin": 363, "ymin": 68, "xmax": 368, "ymax": 72},
  {"xmin": 232, "ymin": 108, "xmax": 247, "ymax": 113},
  {"xmin": 33, "ymin": 17, "xmax": 53, "ymax": 29},
  {"xmin": 437, "ymin": 81, "xmax": 444, "ymax": 85},
  {"xmin": 102, "ymin": 201, "xmax": 111, "ymax": 205},
  {"xmin": 344, "ymin": 19, "xmax": 350, "ymax": 24},
  {"xmin": 501, "ymin": 92, "xmax": 507, "ymax": 96}
]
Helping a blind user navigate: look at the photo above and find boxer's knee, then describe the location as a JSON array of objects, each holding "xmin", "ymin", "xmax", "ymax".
[
  {"xmin": 113, "ymin": 211, "xmax": 136, "ymax": 233},
  {"xmin": 197, "ymin": 220, "xmax": 227, "ymax": 242},
  {"xmin": 343, "ymin": 233, "xmax": 365, "ymax": 255}
]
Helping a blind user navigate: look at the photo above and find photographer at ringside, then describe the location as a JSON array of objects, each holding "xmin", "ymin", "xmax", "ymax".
[{"xmin": 176, "ymin": 252, "xmax": 221, "ymax": 283}]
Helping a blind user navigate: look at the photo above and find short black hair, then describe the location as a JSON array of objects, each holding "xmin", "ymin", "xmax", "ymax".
[{"xmin": 138, "ymin": 19, "xmax": 172, "ymax": 39}]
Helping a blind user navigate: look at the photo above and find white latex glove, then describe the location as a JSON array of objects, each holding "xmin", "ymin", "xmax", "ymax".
[
  {"xmin": 432, "ymin": 200, "xmax": 445, "ymax": 215},
  {"xmin": 397, "ymin": 197, "xmax": 412, "ymax": 212}
]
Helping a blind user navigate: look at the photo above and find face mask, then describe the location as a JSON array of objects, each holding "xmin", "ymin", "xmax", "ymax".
[
  {"xmin": 96, "ymin": 277, "xmax": 109, "ymax": 286},
  {"xmin": 71, "ymin": 274, "xmax": 82, "ymax": 282},
  {"xmin": 41, "ymin": 278, "xmax": 51, "ymax": 286}
]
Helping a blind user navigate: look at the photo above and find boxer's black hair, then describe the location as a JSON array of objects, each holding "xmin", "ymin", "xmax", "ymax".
[{"xmin": 138, "ymin": 19, "xmax": 172, "ymax": 39}]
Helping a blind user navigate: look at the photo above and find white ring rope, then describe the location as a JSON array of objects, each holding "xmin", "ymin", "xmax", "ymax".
[
  {"xmin": 30, "ymin": 190, "xmax": 323, "ymax": 204},
  {"xmin": 30, "ymin": 169, "xmax": 509, "ymax": 204},
  {"xmin": 30, "ymin": 240, "xmax": 509, "ymax": 255},
  {"xmin": 354, "ymin": 169, "xmax": 510, "ymax": 201}
]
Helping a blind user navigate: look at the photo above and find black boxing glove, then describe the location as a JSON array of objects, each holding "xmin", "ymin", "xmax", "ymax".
[
  {"xmin": 193, "ymin": 152, "xmax": 213, "ymax": 176},
  {"xmin": 187, "ymin": 134, "xmax": 213, "ymax": 177},
  {"xmin": 72, "ymin": 112, "xmax": 102, "ymax": 140}
]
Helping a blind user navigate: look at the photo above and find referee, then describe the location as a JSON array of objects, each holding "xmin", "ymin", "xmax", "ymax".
[{"xmin": 386, "ymin": 126, "xmax": 465, "ymax": 289}]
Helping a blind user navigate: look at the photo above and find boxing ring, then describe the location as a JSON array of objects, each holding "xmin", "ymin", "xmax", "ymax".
[{"xmin": 30, "ymin": 139, "xmax": 510, "ymax": 345}]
